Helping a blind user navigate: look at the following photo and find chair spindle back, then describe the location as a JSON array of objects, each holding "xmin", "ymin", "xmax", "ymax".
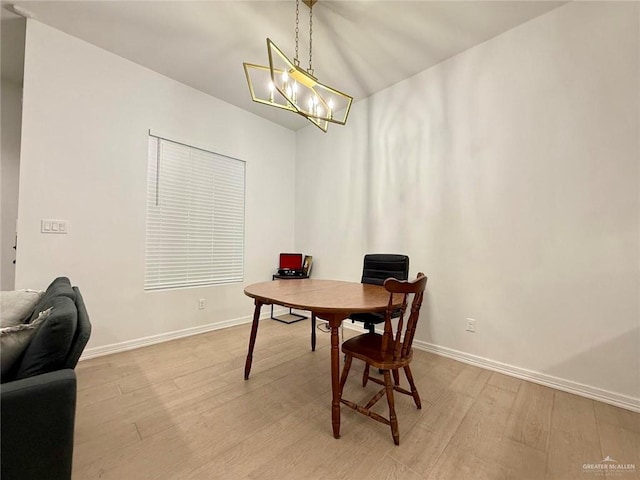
[{"xmin": 381, "ymin": 273, "xmax": 427, "ymax": 360}]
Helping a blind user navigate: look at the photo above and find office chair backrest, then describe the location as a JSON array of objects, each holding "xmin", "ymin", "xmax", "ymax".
[
  {"xmin": 361, "ymin": 254, "xmax": 409, "ymax": 286},
  {"xmin": 382, "ymin": 273, "xmax": 427, "ymax": 361}
]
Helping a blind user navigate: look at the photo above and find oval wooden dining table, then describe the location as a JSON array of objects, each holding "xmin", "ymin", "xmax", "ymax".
[{"xmin": 243, "ymin": 278, "xmax": 400, "ymax": 439}]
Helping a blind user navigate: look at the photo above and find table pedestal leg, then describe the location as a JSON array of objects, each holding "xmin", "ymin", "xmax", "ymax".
[{"xmin": 244, "ymin": 300, "xmax": 263, "ymax": 380}]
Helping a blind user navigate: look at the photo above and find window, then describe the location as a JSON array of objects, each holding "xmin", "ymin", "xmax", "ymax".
[{"xmin": 145, "ymin": 135, "xmax": 245, "ymax": 290}]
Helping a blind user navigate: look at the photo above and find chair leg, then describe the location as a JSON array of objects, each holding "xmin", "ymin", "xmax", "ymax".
[
  {"xmin": 362, "ymin": 363, "xmax": 370, "ymax": 387},
  {"xmin": 392, "ymin": 368, "xmax": 400, "ymax": 386},
  {"xmin": 311, "ymin": 313, "xmax": 316, "ymax": 351},
  {"xmin": 339, "ymin": 355, "xmax": 353, "ymax": 396},
  {"xmin": 403, "ymin": 365, "xmax": 421, "ymax": 409},
  {"xmin": 383, "ymin": 370, "xmax": 400, "ymax": 445}
]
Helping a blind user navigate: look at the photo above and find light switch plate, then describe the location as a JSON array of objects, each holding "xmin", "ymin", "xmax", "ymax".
[{"xmin": 41, "ymin": 219, "xmax": 69, "ymax": 234}]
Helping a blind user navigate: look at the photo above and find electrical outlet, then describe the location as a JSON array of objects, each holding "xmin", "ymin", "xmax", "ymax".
[
  {"xmin": 198, "ymin": 299, "xmax": 205, "ymax": 310},
  {"xmin": 466, "ymin": 318, "xmax": 476, "ymax": 333}
]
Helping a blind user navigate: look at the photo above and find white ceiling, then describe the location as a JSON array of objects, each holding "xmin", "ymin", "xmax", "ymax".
[{"xmin": 1, "ymin": 0, "xmax": 565, "ymax": 130}]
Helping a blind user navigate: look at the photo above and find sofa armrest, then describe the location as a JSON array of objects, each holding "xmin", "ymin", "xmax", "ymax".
[
  {"xmin": 1, "ymin": 369, "xmax": 77, "ymax": 480},
  {"xmin": 65, "ymin": 287, "xmax": 92, "ymax": 369}
]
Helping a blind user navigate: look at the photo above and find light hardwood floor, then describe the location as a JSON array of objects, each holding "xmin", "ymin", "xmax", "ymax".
[{"xmin": 73, "ymin": 319, "xmax": 640, "ymax": 480}]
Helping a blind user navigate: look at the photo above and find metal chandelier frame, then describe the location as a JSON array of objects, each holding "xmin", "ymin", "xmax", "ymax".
[{"xmin": 243, "ymin": 0, "xmax": 353, "ymax": 132}]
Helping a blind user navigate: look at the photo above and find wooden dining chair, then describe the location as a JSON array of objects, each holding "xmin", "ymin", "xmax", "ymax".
[{"xmin": 338, "ymin": 272, "xmax": 427, "ymax": 445}]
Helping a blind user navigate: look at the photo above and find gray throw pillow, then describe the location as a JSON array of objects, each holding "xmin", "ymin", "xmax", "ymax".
[
  {"xmin": 0, "ymin": 289, "xmax": 44, "ymax": 328},
  {"xmin": 0, "ymin": 307, "xmax": 52, "ymax": 377}
]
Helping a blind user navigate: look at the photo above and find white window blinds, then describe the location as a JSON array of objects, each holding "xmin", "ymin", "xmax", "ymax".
[{"xmin": 145, "ymin": 135, "xmax": 245, "ymax": 290}]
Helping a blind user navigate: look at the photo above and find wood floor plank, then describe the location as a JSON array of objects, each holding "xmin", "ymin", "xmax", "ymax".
[
  {"xmin": 598, "ymin": 414, "xmax": 640, "ymax": 480},
  {"xmin": 74, "ymin": 377, "xmax": 181, "ymax": 437},
  {"xmin": 448, "ymin": 363, "xmax": 492, "ymax": 398},
  {"xmin": 487, "ymin": 371, "xmax": 523, "ymax": 393},
  {"xmin": 545, "ymin": 428, "xmax": 602, "ymax": 480},
  {"xmin": 552, "ymin": 390, "xmax": 597, "ymax": 438},
  {"xmin": 72, "ymin": 423, "xmax": 141, "ymax": 473},
  {"xmin": 427, "ymin": 440, "xmax": 547, "ymax": 480},
  {"xmin": 135, "ymin": 350, "xmax": 329, "ymax": 440},
  {"xmin": 75, "ymin": 357, "xmax": 141, "ymax": 391},
  {"xmin": 411, "ymin": 355, "xmax": 466, "ymax": 405},
  {"xmin": 75, "ymin": 380, "xmax": 120, "ymax": 407},
  {"xmin": 594, "ymin": 401, "xmax": 640, "ymax": 434},
  {"xmin": 183, "ymin": 400, "xmax": 331, "ymax": 480},
  {"xmin": 545, "ymin": 390, "xmax": 603, "ymax": 480},
  {"xmin": 427, "ymin": 384, "xmax": 546, "ymax": 480},
  {"xmin": 504, "ymin": 381, "xmax": 554, "ymax": 452},
  {"xmin": 357, "ymin": 455, "xmax": 425, "ymax": 480},
  {"xmin": 451, "ymin": 383, "xmax": 518, "ymax": 446},
  {"xmin": 389, "ymin": 390, "xmax": 475, "ymax": 476}
]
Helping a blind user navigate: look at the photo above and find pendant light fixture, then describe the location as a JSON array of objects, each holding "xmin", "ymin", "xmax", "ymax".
[{"xmin": 243, "ymin": 0, "xmax": 353, "ymax": 132}]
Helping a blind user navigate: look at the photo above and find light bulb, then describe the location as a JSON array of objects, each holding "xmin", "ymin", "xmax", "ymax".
[{"xmin": 268, "ymin": 82, "xmax": 275, "ymax": 103}]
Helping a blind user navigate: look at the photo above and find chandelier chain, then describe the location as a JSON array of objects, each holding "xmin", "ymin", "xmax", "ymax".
[
  {"xmin": 294, "ymin": 0, "xmax": 300, "ymax": 65},
  {"xmin": 308, "ymin": 1, "xmax": 313, "ymax": 72}
]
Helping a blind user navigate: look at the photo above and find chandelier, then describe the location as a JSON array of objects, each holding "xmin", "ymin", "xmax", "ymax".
[{"xmin": 243, "ymin": 0, "xmax": 353, "ymax": 132}]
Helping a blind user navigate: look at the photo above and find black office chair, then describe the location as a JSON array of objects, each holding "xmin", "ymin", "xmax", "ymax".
[{"xmin": 350, "ymin": 254, "xmax": 410, "ymax": 334}]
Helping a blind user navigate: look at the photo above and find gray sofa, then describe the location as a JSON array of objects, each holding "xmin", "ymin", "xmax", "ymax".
[{"xmin": 1, "ymin": 277, "xmax": 92, "ymax": 480}]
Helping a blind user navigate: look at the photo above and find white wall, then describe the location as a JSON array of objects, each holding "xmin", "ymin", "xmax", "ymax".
[
  {"xmin": 16, "ymin": 21, "xmax": 296, "ymax": 352},
  {"xmin": 296, "ymin": 2, "xmax": 639, "ymax": 407},
  {"xmin": 0, "ymin": 80, "xmax": 22, "ymax": 290}
]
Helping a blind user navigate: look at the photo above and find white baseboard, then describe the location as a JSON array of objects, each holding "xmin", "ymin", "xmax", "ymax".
[
  {"xmin": 80, "ymin": 311, "xmax": 271, "ymax": 360},
  {"xmin": 412, "ymin": 340, "xmax": 640, "ymax": 413},
  {"xmin": 340, "ymin": 323, "xmax": 639, "ymax": 412},
  {"xmin": 82, "ymin": 307, "xmax": 295, "ymax": 360}
]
